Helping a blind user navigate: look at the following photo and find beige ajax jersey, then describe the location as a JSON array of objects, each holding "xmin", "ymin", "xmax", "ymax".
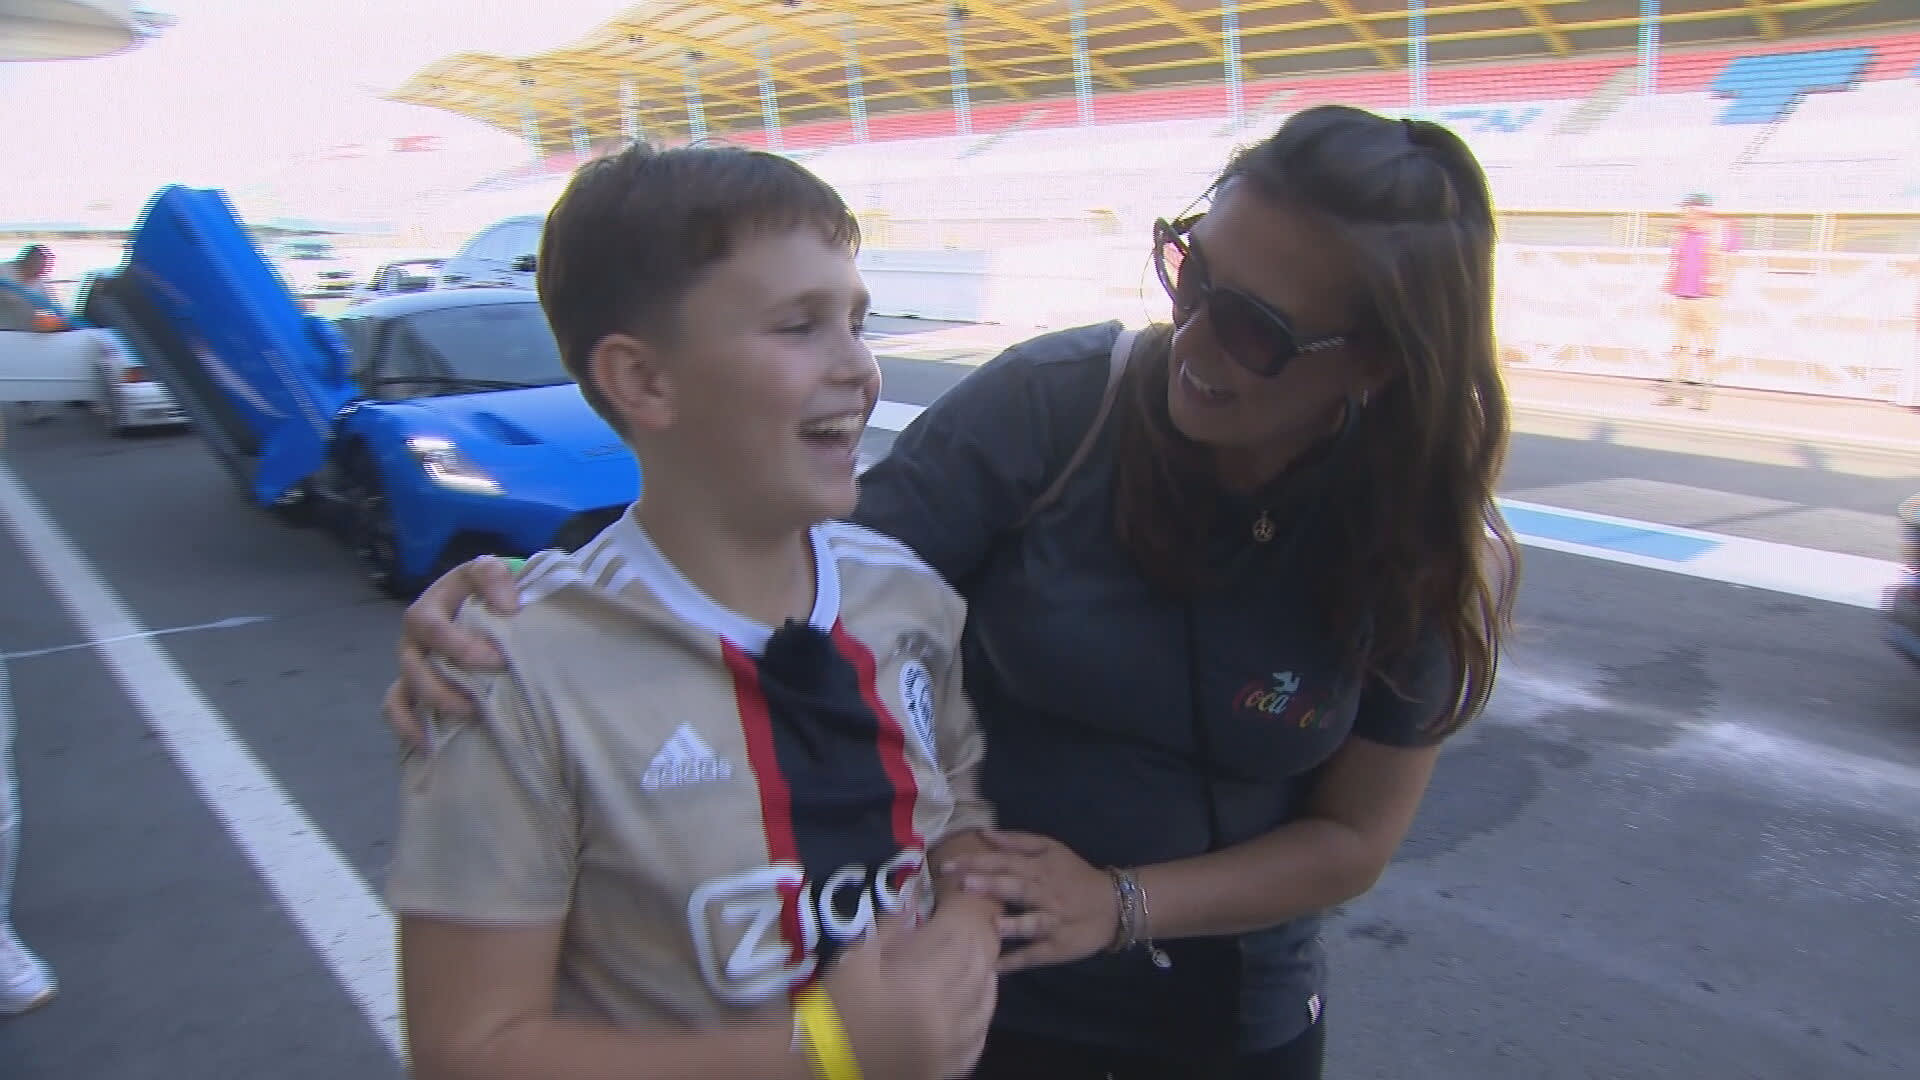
[{"xmin": 386, "ymin": 513, "xmax": 993, "ymax": 1029}]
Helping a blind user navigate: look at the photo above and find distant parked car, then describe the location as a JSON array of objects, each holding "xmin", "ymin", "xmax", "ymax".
[
  {"xmin": 0, "ymin": 272, "xmax": 186, "ymax": 435},
  {"xmin": 439, "ymin": 215, "xmax": 541, "ymax": 291},
  {"xmin": 353, "ymin": 258, "xmax": 447, "ymax": 305},
  {"xmin": 0, "ymin": 324, "xmax": 185, "ymax": 435},
  {"xmin": 275, "ymin": 238, "xmax": 355, "ymax": 296}
]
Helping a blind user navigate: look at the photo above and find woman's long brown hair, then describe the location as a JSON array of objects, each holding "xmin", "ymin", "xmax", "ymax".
[{"xmin": 1112, "ymin": 105, "xmax": 1519, "ymax": 737}]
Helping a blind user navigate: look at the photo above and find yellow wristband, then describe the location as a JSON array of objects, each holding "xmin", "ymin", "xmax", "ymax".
[{"xmin": 792, "ymin": 986, "xmax": 863, "ymax": 1080}]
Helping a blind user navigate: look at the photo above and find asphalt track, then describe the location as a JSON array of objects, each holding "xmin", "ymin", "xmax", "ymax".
[{"xmin": 1, "ymin": 337, "xmax": 1916, "ymax": 1078}]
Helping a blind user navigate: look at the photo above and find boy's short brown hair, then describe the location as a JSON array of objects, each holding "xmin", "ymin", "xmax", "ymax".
[{"xmin": 537, "ymin": 143, "xmax": 861, "ymax": 429}]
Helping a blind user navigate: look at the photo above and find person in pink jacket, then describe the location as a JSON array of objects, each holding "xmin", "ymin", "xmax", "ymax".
[{"xmin": 1659, "ymin": 194, "xmax": 1728, "ymax": 411}]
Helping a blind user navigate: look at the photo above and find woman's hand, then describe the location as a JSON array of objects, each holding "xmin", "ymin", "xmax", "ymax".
[
  {"xmin": 941, "ymin": 828, "xmax": 1118, "ymax": 973},
  {"xmin": 382, "ymin": 556, "xmax": 524, "ymax": 749}
]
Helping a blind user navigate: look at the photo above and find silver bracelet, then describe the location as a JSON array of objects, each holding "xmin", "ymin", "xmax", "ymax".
[
  {"xmin": 1106, "ymin": 868, "xmax": 1138, "ymax": 951},
  {"xmin": 1107, "ymin": 868, "xmax": 1172, "ymax": 969}
]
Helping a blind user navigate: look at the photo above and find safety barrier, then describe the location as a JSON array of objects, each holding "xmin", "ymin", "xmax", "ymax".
[
  {"xmin": 860, "ymin": 237, "xmax": 1920, "ymax": 405},
  {"xmin": 1495, "ymin": 246, "xmax": 1920, "ymax": 403}
]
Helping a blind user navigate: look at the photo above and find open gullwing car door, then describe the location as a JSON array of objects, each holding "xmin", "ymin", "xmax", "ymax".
[{"xmin": 83, "ymin": 185, "xmax": 359, "ymax": 505}]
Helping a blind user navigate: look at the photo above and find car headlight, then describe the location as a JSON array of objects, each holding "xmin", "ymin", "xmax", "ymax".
[{"xmin": 406, "ymin": 435, "xmax": 503, "ymax": 496}]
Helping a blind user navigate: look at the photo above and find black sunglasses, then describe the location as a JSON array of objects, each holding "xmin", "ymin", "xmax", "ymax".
[{"xmin": 1154, "ymin": 215, "xmax": 1349, "ymax": 378}]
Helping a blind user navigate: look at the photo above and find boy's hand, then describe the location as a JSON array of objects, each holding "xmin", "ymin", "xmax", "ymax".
[{"xmin": 824, "ymin": 886, "xmax": 998, "ymax": 1079}]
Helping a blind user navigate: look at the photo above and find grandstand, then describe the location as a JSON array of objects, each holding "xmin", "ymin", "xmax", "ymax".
[
  {"xmin": 407, "ymin": 27, "xmax": 1920, "ymax": 226},
  {"xmin": 392, "ymin": 2, "xmax": 1920, "ymax": 213},
  {"xmin": 388, "ymin": 2, "xmax": 1918, "ymax": 403}
]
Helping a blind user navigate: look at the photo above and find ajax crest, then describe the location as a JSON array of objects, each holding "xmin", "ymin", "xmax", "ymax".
[{"xmin": 898, "ymin": 659, "xmax": 938, "ymax": 766}]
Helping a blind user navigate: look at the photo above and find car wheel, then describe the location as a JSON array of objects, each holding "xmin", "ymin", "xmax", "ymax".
[
  {"xmin": 267, "ymin": 480, "xmax": 318, "ymax": 528},
  {"xmin": 98, "ymin": 371, "xmax": 128, "ymax": 437},
  {"xmin": 340, "ymin": 446, "xmax": 412, "ymax": 599}
]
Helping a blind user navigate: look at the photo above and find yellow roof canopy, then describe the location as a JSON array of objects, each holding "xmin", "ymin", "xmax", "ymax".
[{"xmin": 388, "ymin": 0, "xmax": 1897, "ymax": 152}]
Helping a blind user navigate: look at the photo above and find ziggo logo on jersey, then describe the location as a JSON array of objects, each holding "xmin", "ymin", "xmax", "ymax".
[{"xmin": 689, "ymin": 848, "xmax": 929, "ymax": 1003}]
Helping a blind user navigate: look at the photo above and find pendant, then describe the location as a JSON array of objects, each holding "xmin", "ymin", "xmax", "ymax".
[
  {"xmin": 1252, "ymin": 510, "xmax": 1276, "ymax": 544},
  {"xmin": 1149, "ymin": 945, "xmax": 1173, "ymax": 969}
]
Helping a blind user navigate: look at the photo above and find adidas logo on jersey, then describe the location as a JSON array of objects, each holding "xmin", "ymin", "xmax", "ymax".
[{"xmin": 642, "ymin": 724, "xmax": 735, "ymax": 791}]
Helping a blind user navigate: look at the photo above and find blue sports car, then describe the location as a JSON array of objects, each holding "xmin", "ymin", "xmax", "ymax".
[{"xmin": 86, "ymin": 185, "xmax": 637, "ymax": 597}]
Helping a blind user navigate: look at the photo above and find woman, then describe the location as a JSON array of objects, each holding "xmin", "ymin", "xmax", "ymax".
[{"xmin": 386, "ymin": 105, "xmax": 1518, "ymax": 1079}]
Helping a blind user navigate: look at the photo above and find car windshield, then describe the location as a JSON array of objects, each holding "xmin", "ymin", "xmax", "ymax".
[{"xmin": 403, "ymin": 302, "xmax": 571, "ymax": 388}]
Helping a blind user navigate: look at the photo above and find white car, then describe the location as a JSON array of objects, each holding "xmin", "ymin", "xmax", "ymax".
[
  {"xmin": 353, "ymin": 258, "xmax": 447, "ymax": 305},
  {"xmin": 275, "ymin": 238, "xmax": 356, "ymax": 297},
  {"xmin": 439, "ymin": 215, "xmax": 542, "ymax": 291},
  {"xmin": 0, "ymin": 326, "xmax": 185, "ymax": 434}
]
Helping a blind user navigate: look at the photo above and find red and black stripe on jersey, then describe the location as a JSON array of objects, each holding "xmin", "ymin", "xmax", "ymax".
[{"xmin": 723, "ymin": 618, "xmax": 924, "ymax": 969}]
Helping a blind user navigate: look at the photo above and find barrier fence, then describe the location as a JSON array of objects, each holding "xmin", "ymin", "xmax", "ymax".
[
  {"xmin": 11, "ymin": 210, "xmax": 1917, "ymax": 404},
  {"xmin": 848, "ymin": 204, "xmax": 1920, "ymax": 403},
  {"xmin": 1494, "ymin": 246, "xmax": 1920, "ymax": 404}
]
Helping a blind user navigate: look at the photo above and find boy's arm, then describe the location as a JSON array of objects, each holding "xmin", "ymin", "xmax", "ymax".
[
  {"xmin": 404, "ymin": 905, "xmax": 1001, "ymax": 1080},
  {"xmin": 401, "ymin": 918, "xmax": 813, "ymax": 1080},
  {"xmin": 396, "ymin": 611, "xmax": 784, "ymax": 1077}
]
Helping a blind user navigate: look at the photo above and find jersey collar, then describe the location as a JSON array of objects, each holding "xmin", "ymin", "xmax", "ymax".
[{"xmin": 606, "ymin": 511, "xmax": 841, "ymax": 656}]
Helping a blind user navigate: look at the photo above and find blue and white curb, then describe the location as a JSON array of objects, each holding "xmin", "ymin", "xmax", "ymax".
[{"xmin": 1498, "ymin": 499, "xmax": 1894, "ymax": 610}]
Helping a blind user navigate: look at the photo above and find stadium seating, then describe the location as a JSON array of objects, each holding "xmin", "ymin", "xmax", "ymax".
[
  {"xmin": 439, "ymin": 29, "xmax": 1920, "ymax": 226},
  {"xmin": 1710, "ymin": 46, "xmax": 1873, "ymax": 123}
]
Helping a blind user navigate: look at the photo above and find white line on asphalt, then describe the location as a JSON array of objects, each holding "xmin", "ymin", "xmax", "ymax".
[
  {"xmin": 0, "ymin": 463, "xmax": 400, "ymax": 1056},
  {"xmin": 1, "ymin": 614, "xmax": 271, "ymax": 662}
]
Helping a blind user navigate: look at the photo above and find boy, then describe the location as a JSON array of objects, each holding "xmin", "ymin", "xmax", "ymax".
[{"xmin": 387, "ymin": 145, "xmax": 1001, "ymax": 1080}]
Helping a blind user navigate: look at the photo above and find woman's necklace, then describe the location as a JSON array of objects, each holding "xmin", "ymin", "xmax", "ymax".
[
  {"xmin": 1244, "ymin": 400, "xmax": 1358, "ymax": 547},
  {"xmin": 1252, "ymin": 509, "xmax": 1277, "ymax": 543}
]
